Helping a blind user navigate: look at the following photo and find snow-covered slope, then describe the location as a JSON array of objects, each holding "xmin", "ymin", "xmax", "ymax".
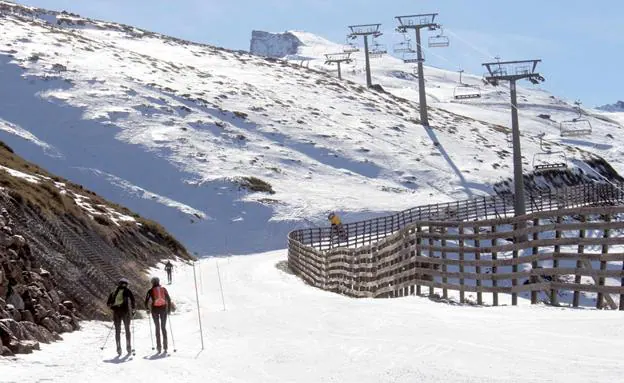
[
  {"xmin": 0, "ymin": 3, "xmax": 621, "ymax": 255},
  {"xmin": 3, "ymin": 252, "xmax": 623, "ymax": 382}
]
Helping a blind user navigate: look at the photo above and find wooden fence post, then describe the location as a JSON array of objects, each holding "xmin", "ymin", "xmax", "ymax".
[
  {"xmin": 491, "ymin": 225, "xmax": 498, "ymax": 306},
  {"xmin": 428, "ymin": 226, "xmax": 435, "ymax": 297},
  {"xmin": 441, "ymin": 226, "xmax": 448, "ymax": 300},
  {"xmin": 512, "ymin": 221, "xmax": 518, "ymax": 306},
  {"xmin": 459, "ymin": 226, "xmax": 465, "ymax": 304},
  {"xmin": 416, "ymin": 225, "xmax": 422, "ymax": 296},
  {"xmin": 531, "ymin": 218, "xmax": 539, "ymax": 304},
  {"xmin": 551, "ymin": 215, "xmax": 561, "ymax": 306},
  {"xmin": 597, "ymin": 214, "xmax": 610, "ymax": 309},
  {"xmin": 573, "ymin": 215, "xmax": 586, "ymax": 308},
  {"xmin": 474, "ymin": 225, "xmax": 482, "ymax": 305}
]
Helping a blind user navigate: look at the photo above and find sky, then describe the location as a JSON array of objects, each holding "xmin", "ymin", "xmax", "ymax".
[{"xmin": 16, "ymin": 0, "xmax": 624, "ymax": 107}]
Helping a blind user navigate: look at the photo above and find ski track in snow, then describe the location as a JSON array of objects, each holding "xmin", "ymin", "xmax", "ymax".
[{"xmin": 1, "ymin": 253, "xmax": 623, "ymax": 383}]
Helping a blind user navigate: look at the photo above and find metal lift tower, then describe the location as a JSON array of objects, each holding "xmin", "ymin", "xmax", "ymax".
[
  {"xmin": 482, "ymin": 59, "xmax": 545, "ymax": 229},
  {"xmin": 395, "ymin": 14, "xmax": 444, "ymax": 126},
  {"xmin": 324, "ymin": 52, "xmax": 353, "ymax": 80},
  {"xmin": 347, "ymin": 24, "xmax": 382, "ymax": 88}
]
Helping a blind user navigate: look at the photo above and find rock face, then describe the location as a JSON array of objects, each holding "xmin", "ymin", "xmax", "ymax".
[
  {"xmin": 249, "ymin": 30, "xmax": 302, "ymax": 58},
  {"xmin": 0, "ymin": 208, "xmax": 81, "ymax": 356},
  {"xmin": 0, "ymin": 193, "xmax": 189, "ymax": 357}
]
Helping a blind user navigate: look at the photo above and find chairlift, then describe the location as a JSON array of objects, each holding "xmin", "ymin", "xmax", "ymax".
[
  {"xmin": 368, "ymin": 41, "xmax": 387, "ymax": 58},
  {"xmin": 532, "ymin": 133, "xmax": 568, "ymax": 171},
  {"xmin": 559, "ymin": 103, "xmax": 593, "ymax": 137},
  {"xmin": 343, "ymin": 42, "xmax": 359, "ymax": 54},
  {"xmin": 393, "ymin": 40, "xmax": 415, "ymax": 54},
  {"xmin": 428, "ymin": 29, "xmax": 450, "ymax": 48},
  {"xmin": 453, "ymin": 85, "xmax": 481, "ymax": 100}
]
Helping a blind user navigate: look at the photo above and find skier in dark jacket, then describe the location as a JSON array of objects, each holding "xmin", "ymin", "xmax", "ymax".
[
  {"xmin": 106, "ymin": 278, "xmax": 136, "ymax": 355},
  {"xmin": 164, "ymin": 261, "xmax": 173, "ymax": 284},
  {"xmin": 145, "ymin": 277, "xmax": 172, "ymax": 353}
]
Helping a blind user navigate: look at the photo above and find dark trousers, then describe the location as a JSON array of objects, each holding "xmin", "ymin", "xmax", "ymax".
[
  {"xmin": 151, "ymin": 306, "xmax": 168, "ymax": 350},
  {"xmin": 113, "ymin": 309, "xmax": 131, "ymax": 349},
  {"xmin": 331, "ymin": 224, "xmax": 347, "ymax": 240},
  {"xmin": 166, "ymin": 270, "xmax": 172, "ymax": 284}
]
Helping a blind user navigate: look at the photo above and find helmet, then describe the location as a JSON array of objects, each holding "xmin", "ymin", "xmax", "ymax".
[
  {"xmin": 150, "ymin": 277, "xmax": 160, "ymax": 286},
  {"xmin": 118, "ymin": 278, "xmax": 129, "ymax": 286},
  {"xmin": 328, "ymin": 212, "xmax": 335, "ymax": 220}
]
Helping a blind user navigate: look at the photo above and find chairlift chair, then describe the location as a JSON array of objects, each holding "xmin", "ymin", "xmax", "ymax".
[
  {"xmin": 368, "ymin": 41, "xmax": 387, "ymax": 59},
  {"xmin": 393, "ymin": 40, "xmax": 415, "ymax": 54},
  {"xmin": 453, "ymin": 85, "xmax": 481, "ymax": 100},
  {"xmin": 560, "ymin": 119, "xmax": 593, "ymax": 137},
  {"xmin": 403, "ymin": 51, "xmax": 421, "ymax": 64},
  {"xmin": 559, "ymin": 104, "xmax": 593, "ymax": 137},
  {"xmin": 428, "ymin": 34, "xmax": 449, "ymax": 48},
  {"xmin": 532, "ymin": 152, "xmax": 568, "ymax": 171},
  {"xmin": 343, "ymin": 42, "xmax": 359, "ymax": 54},
  {"xmin": 532, "ymin": 133, "xmax": 568, "ymax": 171}
]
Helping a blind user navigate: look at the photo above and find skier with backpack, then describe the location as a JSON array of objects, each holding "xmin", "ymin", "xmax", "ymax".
[
  {"xmin": 145, "ymin": 276, "xmax": 173, "ymax": 353},
  {"xmin": 106, "ymin": 278, "xmax": 136, "ymax": 355},
  {"xmin": 164, "ymin": 261, "xmax": 173, "ymax": 284}
]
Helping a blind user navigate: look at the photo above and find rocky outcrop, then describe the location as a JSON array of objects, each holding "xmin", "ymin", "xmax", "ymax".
[
  {"xmin": 0, "ymin": 207, "xmax": 80, "ymax": 356},
  {"xmin": 249, "ymin": 30, "xmax": 302, "ymax": 58},
  {"xmin": 597, "ymin": 100, "xmax": 624, "ymax": 112}
]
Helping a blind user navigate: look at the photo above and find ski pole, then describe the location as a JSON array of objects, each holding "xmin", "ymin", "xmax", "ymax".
[
  {"xmin": 168, "ymin": 314, "xmax": 177, "ymax": 352},
  {"xmin": 216, "ymin": 260, "xmax": 226, "ymax": 311},
  {"xmin": 131, "ymin": 313, "xmax": 136, "ymax": 355},
  {"xmin": 100, "ymin": 324, "xmax": 114, "ymax": 350},
  {"xmin": 148, "ymin": 311, "xmax": 155, "ymax": 350}
]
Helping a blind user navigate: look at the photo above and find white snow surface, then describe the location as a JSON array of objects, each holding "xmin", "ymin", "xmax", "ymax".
[
  {"xmin": 0, "ymin": 3, "xmax": 622, "ymax": 255},
  {"xmin": 2, "ymin": 252, "xmax": 623, "ymax": 383}
]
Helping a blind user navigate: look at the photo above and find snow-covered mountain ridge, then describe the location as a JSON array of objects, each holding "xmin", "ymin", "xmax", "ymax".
[
  {"xmin": 598, "ymin": 101, "xmax": 624, "ymax": 112},
  {"xmin": 0, "ymin": 2, "xmax": 621, "ymax": 254}
]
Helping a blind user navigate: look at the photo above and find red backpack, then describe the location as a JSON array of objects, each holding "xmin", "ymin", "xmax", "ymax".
[{"xmin": 152, "ymin": 286, "xmax": 167, "ymax": 307}]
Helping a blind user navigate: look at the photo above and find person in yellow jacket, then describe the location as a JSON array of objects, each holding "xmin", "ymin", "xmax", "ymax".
[{"xmin": 328, "ymin": 212, "xmax": 347, "ymax": 241}]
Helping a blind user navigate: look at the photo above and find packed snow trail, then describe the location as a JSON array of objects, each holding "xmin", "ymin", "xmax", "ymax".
[{"xmin": 2, "ymin": 252, "xmax": 623, "ymax": 383}]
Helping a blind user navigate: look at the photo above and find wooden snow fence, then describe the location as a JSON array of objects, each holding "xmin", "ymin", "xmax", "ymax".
[{"xmin": 288, "ymin": 183, "xmax": 624, "ymax": 309}]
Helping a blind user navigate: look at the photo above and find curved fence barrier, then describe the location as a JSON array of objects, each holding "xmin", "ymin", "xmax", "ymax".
[{"xmin": 288, "ymin": 183, "xmax": 624, "ymax": 309}]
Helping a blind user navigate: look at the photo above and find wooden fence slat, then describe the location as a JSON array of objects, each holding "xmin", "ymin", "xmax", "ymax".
[
  {"xmin": 491, "ymin": 225, "xmax": 498, "ymax": 306},
  {"xmin": 531, "ymin": 218, "xmax": 539, "ymax": 304},
  {"xmin": 459, "ymin": 226, "xmax": 465, "ymax": 304},
  {"xmin": 598, "ymin": 214, "xmax": 609, "ymax": 309},
  {"xmin": 416, "ymin": 225, "xmax": 422, "ymax": 296},
  {"xmin": 573, "ymin": 215, "xmax": 586, "ymax": 308},
  {"xmin": 474, "ymin": 225, "xmax": 482, "ymax": 305},
  {"xmin": 441, "ymin": 226, "xmax": 448, "ymax": 300}
]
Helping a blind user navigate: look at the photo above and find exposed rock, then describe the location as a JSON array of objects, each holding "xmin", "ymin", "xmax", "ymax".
[
  {"xmin": 0, "ymin": 318, "xmax": 34, "ymax": 341},
  {"xmin": 41, "ymin": 317, "xmax": 61, "ymax": 334},
  {"xmin": 8, "ymin": 339, "xmax": 39, "ymax": 354},
  {"xmin": 6, "ymin": 304, "xmax": 21, "ymax": 321},
  {"xmin": 19, "ymin": 309, "xmax": 34, "ymax": 323},
  {"xmin": 1, "ymin": 346, "xmax": 13, "ymax": 356},
  {"xmin": 20, "ymin": 321, "xmax": 53, "ymax": 344},
  {"xmin": 62, "ymin": 300, "xmax": 74, "ymax": 311},
  {"xmin": 5, "ymin": 292, "xmax": 24, "ymax": 311}
]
